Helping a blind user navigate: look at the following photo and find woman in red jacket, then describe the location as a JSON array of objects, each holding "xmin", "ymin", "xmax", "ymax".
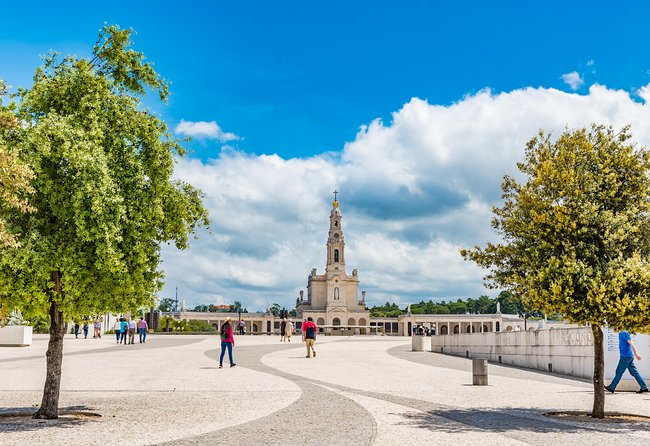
[{"xmin": 219, "ymin": 318, "xmax": 236, "ymax": 368}]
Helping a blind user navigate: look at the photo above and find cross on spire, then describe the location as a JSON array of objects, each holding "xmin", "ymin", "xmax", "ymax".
[{"xmin": 333, "ymin": 190, "xmax": 339, "ymax": 202}]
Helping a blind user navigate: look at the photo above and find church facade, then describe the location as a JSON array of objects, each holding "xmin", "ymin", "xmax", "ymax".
[{"xmin": 296, "ymin": 195, "xmax": 370, "ymax": 333}]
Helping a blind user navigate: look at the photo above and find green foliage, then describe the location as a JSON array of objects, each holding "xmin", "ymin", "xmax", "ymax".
[
  {"xmin": 267, "ymin": 303, "xmax": 281, "ymax": 317},
  {"xmin": 0, "ymin": 25, "xmax": 209, "ymax": 320},
  {"xmin": 462, "ymin": 125, "xmax": 650, "ymax": 332},
  {"xmin": 158, "ymin": 298, "xmax": 177, "ymax": 312},
  {"xmin": 369, "ymin": 302, "xmax": 404, "ymax": 317},
  {"xmin": 186, "ymin": 319, "xmax": 216, "ymax": 332}
]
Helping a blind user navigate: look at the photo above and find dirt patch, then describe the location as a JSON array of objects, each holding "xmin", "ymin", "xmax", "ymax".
[
  {"xmin": 0, "ymin": 409, "xmax": 101, "ymax": 429},
  {"xmin": 545, "ymin": 411, "xmax": 650, "ymax": 423}
]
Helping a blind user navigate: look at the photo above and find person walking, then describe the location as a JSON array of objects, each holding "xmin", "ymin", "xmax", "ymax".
[
  {"xmin": 82, "ymin": 321, "xmax": 89, "ymax": 339},
  {"xmin": 113, "ymin": 319, "xmax": 121, "ymax": 343},
  {"xmin": 93, "ymin": 319, "xmax": 101, "ymax": 338},
  {"xmin": 286, "ymin": 319, "xmax": 294, "ymax": 343},
  {"xmin": 280, "ymin": 318, "xmax": 287, "ymax": 342},
  {"xmin": 302, "ymin": 317, "xmax": 317, "ymax": 358},
  {"xmin": 74, "ymin": 322, "xmax": 80, "ymax": 339},
  {"xmin": 605, "ymin": 330, "xmax": 649, "ymax": 394},
  {"xmin": 219, "ymin": 318, "xmax": 236, "ymax": 368},
  {"xmin": 238, "ymin": 319, "xmax": 245, "ymax": 336},
  {"xmin": 138, "ymin": 317, "xmax": 149, "ymax": 343},
  {"xmin": 128, "ymin": 319, "xmax": 136, "ymax": 344},
  {"xmin": 120, "ymin": 318, "xmax": 128, "ymax": 345}
]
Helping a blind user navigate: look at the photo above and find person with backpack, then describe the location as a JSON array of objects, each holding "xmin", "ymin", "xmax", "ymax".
[
  {"xmin": 219, "ymin": 318, "xmax": 236, "ymax": 368},
  {"xmin": 302, "ymin": 317, "xmax": 317, "ymax": 358},
  {"xmin": 286, "ymin": 319, "xmax": 294, "ymax": 342},
  {"xmin": 120, "ymin": 318, "xmax": 128, "ymax": 345},
  {"xmin": 280, "ymin": 318, "xmax": 287, "ymax": 342},
  {"xmin": 113, "ymin": 319, "xmax": 121, "ymax": 343}
]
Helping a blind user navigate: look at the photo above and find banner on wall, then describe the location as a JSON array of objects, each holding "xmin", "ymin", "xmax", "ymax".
[{"xmin": 604, "ymin": 328, "xmax": 650, "ymax": 391}]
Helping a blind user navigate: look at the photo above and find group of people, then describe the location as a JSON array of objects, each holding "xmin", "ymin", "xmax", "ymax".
[
  {"xmin": 73, "ymin": 319, "xmax": 103, "ymax": 339},
  {"xmin": 217, "ymin": 316, "xmax": 320, "ymax": 368},
  {"xmin": 112, "ymin": 317, "xmax": 149, "ymax": 345},
  {"xmin": 280, "ymin": 318, "xmax": 294, "ymax": 342}
]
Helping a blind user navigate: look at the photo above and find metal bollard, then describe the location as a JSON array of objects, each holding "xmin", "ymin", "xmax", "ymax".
[
  {"xmin": 411, "ymin": 334, "xmax": 425, "ymax": 351},
  {"xmin": 472, "ymin": 358, "xmax": 488, "ymax": 385}
]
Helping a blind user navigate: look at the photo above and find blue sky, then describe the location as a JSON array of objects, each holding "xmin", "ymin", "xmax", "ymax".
[{"xmin": 3, "ymin": 1, "xmax": 650, "ymax": 310}]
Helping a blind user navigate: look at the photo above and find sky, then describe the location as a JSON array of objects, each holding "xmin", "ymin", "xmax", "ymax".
[{"xmin": 3, "ymin": 1, "xmax": 650, "ymax": 311}]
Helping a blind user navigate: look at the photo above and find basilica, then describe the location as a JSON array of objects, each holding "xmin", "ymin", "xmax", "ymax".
[{"xmin": 295, "ymin": 193, "xmax": 370, "ymax": 332}]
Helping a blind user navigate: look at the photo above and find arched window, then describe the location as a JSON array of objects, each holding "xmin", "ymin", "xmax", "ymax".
[
  {"xmin": 333, "ymin": 233, "xmax": 339, "ymax": 241},
  {"xmin": 334, "ymin": 220, "xmax": 338, "ymax": 227},
  {"xmin": 334, "ymin": 249, "xmax": 339, "ymax": 262},
  {"xmin": 334, "ymin": 287, "xmax": 339, "ymax": 300}
]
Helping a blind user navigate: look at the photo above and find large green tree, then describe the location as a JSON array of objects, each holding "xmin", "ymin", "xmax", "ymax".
[
  {"xmin": 462, "ymin": 125, "xmax": 650, "ymax": 418},
  {"xmin": 0, "ymin": 26, "xmax": 209, "ymax": 419},
  {"xmin": 0, "ymin": 80, "xmax": 33, "ymax": 248}
]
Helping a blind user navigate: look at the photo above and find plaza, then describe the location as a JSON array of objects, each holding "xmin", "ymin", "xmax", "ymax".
[{"xmin": 2, "ymin": 334, "xmax": 650, "ymax": 445}]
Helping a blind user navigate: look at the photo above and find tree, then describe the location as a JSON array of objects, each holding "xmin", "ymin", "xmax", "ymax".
[
  {"xmin": 0, "ymin": 80, "xmax": 33, "ymax": 248},
  {"xmin": 462, "ymin": 125, "xmax": 650, "ymax": 418},
  {"xmin": 230, "ymin": 301, "xmax": 243, "ymax": 313},
  {"xmin": 267, "ymin": 303, "xmax": 281, "ymax": 317},
  {"xmin": 158, "ymin": 298, "xmax": 177, "ymax": 312},
  {"xmin": 0, "ymin": 25, "xmax": 209, "ymax": 419}
]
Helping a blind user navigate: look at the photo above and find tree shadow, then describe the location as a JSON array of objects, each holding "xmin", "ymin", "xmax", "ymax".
[
  {"xmin": 396, "ymin": 407, "xmax": 650, "ymax": 435},
  {"xmin": 0, "ymin": 405, "xmax": 100, "ymax": 433}
]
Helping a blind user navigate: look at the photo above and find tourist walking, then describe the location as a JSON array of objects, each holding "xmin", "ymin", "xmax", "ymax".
[
  {"xmin": 113, "ymin": 319, "xmax": 121, "ymax": 343},
  {"xmin": 74, "ymin": 322, "xmax": 80, "ymax": 339},
  {"xmin": 120, "ymin": 318, "xmax": 128, "ymax": 345},
  {"xmin": 280, "ymin": 318, "xmax": 287, "ymax": 342},
  {"xmin": 605, "ymin": 330, "xmax": 649, "ymax": 394},
  {"xmin": 128, "ymin": 319, "xmax": 136, "ymax": 344},
  {"xmin": 286, "ymin": 319, "xmax": 294, "ymax": 342},
  {"xmin": 138, "ymin": 317, "xmax": 148, "ymax": 343},
  {"xmin": 238, "ymin": 319, "xmax": 245, "ymax": 335},
  {"xmin": 219, "ymin": 318, "xmax": 236, "ymax": 368},
  {"xmin": 302, "ymin": 316, "xmax": 317, "ymax": 358},
  {"xmin": 93, "ymin": 319, "xmax": 101, "ymax": 338},
  {"xmin": 82, "ymin": 322, "xmax": 89, "ymax": 339}
]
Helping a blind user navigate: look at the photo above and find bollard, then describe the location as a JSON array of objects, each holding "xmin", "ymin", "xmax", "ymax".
[
  {"xmin": 411, "ymin": 334, "xmax": 425, "ymax": 351},
  {"xmin": 472, "ymin": 358, "xmax": 488, "ymax": 385}
]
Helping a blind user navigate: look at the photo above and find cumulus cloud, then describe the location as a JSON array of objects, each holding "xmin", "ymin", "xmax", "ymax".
[
  {"xmin": 174, "ymin": 119, "xmax": 240, "ymax": 142},
  {"xmin": 163, "ymin": 83, "xmax": 650, "ymax": 311},
  {"xmin": 561, "ymin": 71, "xmax": 585, "ymax": 90}
]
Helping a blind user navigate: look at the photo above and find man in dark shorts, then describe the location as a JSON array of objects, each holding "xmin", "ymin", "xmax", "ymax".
[{"xmin": 302, "ymin": 317, "xmax": 317, "ymax": 358}]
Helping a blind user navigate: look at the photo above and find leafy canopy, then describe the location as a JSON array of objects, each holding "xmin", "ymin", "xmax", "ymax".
[
  {"xmin": 462, "ymin": 125, "xmax": 650, "ymax": 332},
  {"xmin": 0, "ymin": 25, "xmax": 209, "ymax": 319}
]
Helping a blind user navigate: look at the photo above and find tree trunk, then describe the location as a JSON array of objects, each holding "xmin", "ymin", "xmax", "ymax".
[
  {"xmin": 591, "ymin": 324, "xmax": 605, "ymax": 419},
  {"xmin": 32, "ymin": 271, "xmax": 65, "ymax": 419}
]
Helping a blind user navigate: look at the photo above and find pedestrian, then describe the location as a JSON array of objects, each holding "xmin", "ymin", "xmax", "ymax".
[
  {"xmin": 128, "ymin": 319, "xmax": 136, "ymax": 344},
  {"xmin": 113, "ymin": 319, "xmax": 121, "ymax": 343},
  {"xmin": 120, "ymin": 318, "xmax": 128, "ymax": 345},
  {"xmin": 605, "ymin": 330, "xmax": 649, "ymax": 394},
  {"xmin": 302, "ymin": 316, "xmax": 317, "ymax": 358},
  {"xmin": 138, "ymin": 317, "xmax": 149, "ymax": 343},
  {"xmin": 280, "ymin": 318, "xmax": 287, "ymax": 342},
  {"xmin": 93, "ymin": 319, "xmax": 101, "ymax": 338},
  {"xmin": 82, "ymin": 321, "xmax": 89, "ymax": 339},
  {"xmin": 238, "ymin": 319, "xmax": 245, "ymax": 336},
  {"xmin": 286, "ymin": 319, "xmax": 294, "ymax": 343},
  {"xmin": 219, "ymin": 318, "xmax": 236, "ymax": 368},
  {"xmin": 74, "ymin": 322, "xmax": 80, "ymax": 339}
]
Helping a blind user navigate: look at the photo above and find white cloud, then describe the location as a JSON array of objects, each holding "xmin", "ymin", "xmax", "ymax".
[
  {"xmin": 163, "ymin": 83, "xmax": 650, "ymax": 311},
  {"xmin": 174, "ymin": 119, "xmax": 240, "ymax": 142},
  {"xmin": 561, "ymin": 71, "xmax": 585, "ymax": 90}
]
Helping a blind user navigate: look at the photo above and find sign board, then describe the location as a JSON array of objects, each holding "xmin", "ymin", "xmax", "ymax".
[{"xmin": 604, "ymin": 328, "xmax": 650, "ymax": 391}]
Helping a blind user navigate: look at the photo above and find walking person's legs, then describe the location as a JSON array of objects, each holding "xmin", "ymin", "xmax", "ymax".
[
  {"xmin": 115, "ymin": 330, "xmax": 120, "ymax": 343},
  {"xmin": 626, "ymin": 361, "xmax": 649, "ymax": 390},
  {"xmin": 219, "ymin": 341, "xmax": 226, "ymax": 367},
  {"xmin": 227, "ymin": 342, "xmax": 235, "ymax": 366},
  {"xmin": 607, "ymin": 357, "xmax": 632, "ymax": 391}
]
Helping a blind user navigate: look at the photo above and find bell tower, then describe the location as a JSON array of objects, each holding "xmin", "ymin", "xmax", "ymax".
[{"xmin": 326, "ymin": 190, "xmax": 345, "ymax": 274}]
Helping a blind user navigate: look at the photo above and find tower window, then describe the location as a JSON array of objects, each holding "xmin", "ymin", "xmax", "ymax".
[
  {"xmin": 333, "ymin": 233, "xmax": 339, "ymax": 241},
  {"xmin": 334, "ymin": 220, "xmax": 338, "ymax": 227},
  {"xmin": 334, "ymin": 249, "xmax": 339, "ymax": 262}
]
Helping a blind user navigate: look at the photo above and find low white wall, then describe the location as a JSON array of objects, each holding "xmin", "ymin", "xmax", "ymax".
[
  {"xmin": 0, "ymin": 326, "xmax": 33, "ymax": 346},
  {"xmin": 431, "ymin": 327, "xmax": 594, "ymax": 379}
]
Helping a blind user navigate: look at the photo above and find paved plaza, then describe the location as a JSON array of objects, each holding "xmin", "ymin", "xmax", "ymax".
[{"xmin": 1, "ymin": 334, "xmax": 650, "ymax": 445}]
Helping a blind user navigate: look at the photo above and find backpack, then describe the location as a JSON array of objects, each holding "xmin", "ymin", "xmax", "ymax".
[{"xmin": 220, "ymin": 323, "xmax": 228, "ymax": 341}]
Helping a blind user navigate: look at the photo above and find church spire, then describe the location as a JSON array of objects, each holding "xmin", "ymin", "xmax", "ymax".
[{"xmin": 326, "ymin": 191, "xmax": 345, "ymax": 272}]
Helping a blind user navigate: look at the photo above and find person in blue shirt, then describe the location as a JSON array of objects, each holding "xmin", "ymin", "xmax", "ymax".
[{"xmin": 605, "ymin": 330, "xmax": 648, "ymax": 394}]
